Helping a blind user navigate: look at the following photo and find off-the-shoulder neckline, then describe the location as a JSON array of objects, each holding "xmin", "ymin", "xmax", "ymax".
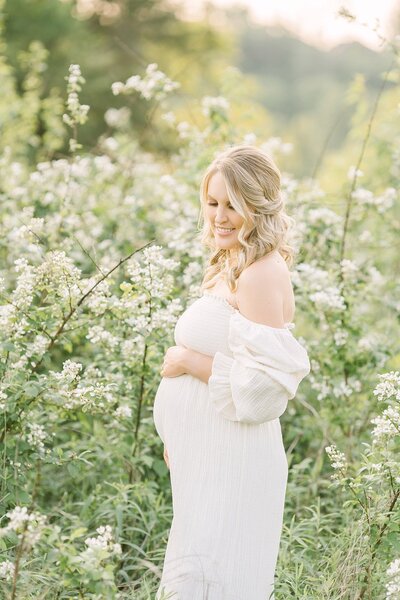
[{"xmin": 201, "ymin": 293, "xmax": 295, "ymax": 332}]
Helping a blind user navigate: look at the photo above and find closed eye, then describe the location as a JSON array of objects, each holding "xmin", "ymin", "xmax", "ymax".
[{"xmin": 207, "ymin": 202, "xmax": 235, "ymax": 209}]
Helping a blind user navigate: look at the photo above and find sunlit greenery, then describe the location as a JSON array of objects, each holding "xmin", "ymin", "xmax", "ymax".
[{"xmin": 0, "ymin": 2, "xmax": 399, "ymax": 598}]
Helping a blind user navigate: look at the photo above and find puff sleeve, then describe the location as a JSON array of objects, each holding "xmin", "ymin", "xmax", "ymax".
[{"xmin": 208, "ymin": 311, "xmax": 310, "ymax": 424}]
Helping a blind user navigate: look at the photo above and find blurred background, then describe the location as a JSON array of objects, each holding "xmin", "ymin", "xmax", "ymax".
[{"xmin": 3, "ymin": 0, "xmax": 399, "ymax": 179}]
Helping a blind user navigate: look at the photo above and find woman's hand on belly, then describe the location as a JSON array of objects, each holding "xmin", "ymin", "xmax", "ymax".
[
  {"xmin": 161, "ymin": 345, "xmax": 213, "ymax": 384},
  {"xmin": 161, "ymin": 345, "xmax": 190, "ymax": 377}
]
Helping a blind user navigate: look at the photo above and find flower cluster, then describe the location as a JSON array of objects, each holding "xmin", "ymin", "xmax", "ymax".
[
  {"xmin": 386, "ymin": 558, "xmax": 400, "ymax": 599},
  {"xmin": 63, "ymin": 64, "xmax": 90, "ymax": 127},
  {"xmin": 112, "ymin": 63, "xmax": 180, "ymax": 101},
  {"xmin": 310, "ymin": 287, "xmax": 346, "ymax": 312},
  {"xmin": 0, "ymin": 560, "xmax": 14, "ymax": 582},
  {"xmin": 114, "ymin": 405, "xmax": 132, "ymax": 418},
  {"xmin": 260, "ymin": 137, "xmax": 293, "ymax": 156},
  {"xmin": 25, "ymin": 422, "xmax": 47, "ymax": 454},
  {"xmin": 0, "ymin": 506, "xmax": 47, "ymax": 550},
  {"xmin": 373, "ymin": 371, "xmax": 400, "ymax": 403},
  {"xmin": 59, "ymin": 381, "xmax": 116, "ymax": 413},
  {"xmin": 371, "ymin": 407, "xmax": 400, "ymax": 442},
  {"xmin": 36, "ymin": 251, "xmax": 82, "ymax": 304},
  {"xmin": 104, "ymin": 106, "xmax": 131, "ymax": 129},
  {"xmin": 74, "ymin": 525, "xmax": 122, "ymax": 570},
  {"xmin": 353, "ymin": 186, "xmax": 396, "ymax": 214},
  {"xmin": 325, "ymin": 444, "xmax": 348, "ymax": 481},
  {"xmin": 126, "ymin": 245, "xmax": 179, "ymax": 300},
  {"xmin": 202, "ymin": 96, "xmax": 230, "ymax": 119},
  {"xmin": 50, "ymin": 359, "xmax": 83, "ymax": 384}
]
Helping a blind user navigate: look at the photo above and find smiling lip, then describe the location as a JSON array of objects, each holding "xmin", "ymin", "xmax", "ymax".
[{"xmin": 215, "ymin": 226, "xmax": 235, "ymax": 236}]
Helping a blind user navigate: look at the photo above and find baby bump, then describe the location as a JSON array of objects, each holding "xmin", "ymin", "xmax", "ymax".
[{"xmin": 153, "ymin": 374, "xmax": 209, "ymax": 444}]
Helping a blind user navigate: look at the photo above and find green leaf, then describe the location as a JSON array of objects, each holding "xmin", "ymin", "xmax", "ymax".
[{"xmin": 70, "ymin": 527, "xmax": 88, "ymax": 541}]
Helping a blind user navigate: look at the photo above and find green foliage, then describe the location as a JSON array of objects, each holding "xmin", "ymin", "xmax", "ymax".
[{"xmin": 0, "ymin": 20, "xmax": 399, "ymax": 600}]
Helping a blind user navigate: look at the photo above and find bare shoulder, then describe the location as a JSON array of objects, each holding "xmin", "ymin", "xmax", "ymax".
[{"xmin": 236, "ymin": 251, "xmax": 294, "ymax": 327}]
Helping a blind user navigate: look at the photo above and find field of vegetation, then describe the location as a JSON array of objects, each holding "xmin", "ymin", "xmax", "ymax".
[{"xmin": 0, "ymin": 1, "xmax": 399, "ymax": 598}]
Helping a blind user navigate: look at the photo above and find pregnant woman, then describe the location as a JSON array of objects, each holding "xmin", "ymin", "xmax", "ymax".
[{"xmin": 153, "ymin": 145, "xmax": 310, "ymax": 600}]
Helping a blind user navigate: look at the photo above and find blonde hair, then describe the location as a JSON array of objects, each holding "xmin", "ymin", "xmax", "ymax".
[{"xmin": 198, "ymin": 144, "xmax": 296, "ymax": 293}]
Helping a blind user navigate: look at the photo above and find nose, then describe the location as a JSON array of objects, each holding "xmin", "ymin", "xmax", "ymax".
[{"xmin": 215, "ymin": 204, "xmax": 229, "ymax": 223}]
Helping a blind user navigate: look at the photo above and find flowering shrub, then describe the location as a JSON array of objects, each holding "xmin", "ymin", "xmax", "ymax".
[{"xmin": 0, "ymin": 28, "xmax": 399, "ymax": 600}]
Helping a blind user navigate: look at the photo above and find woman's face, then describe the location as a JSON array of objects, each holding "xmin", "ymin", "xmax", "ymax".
[{"xmin": 205, "ymin": 171, "xmax": 245, "ymax": 250}]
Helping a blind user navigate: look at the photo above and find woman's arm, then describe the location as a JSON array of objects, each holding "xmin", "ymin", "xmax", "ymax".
[{"xmin": 182, "ymin": 348, "xmax": 213, "ymax": 384}]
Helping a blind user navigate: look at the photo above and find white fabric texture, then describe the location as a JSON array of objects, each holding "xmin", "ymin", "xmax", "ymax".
[
  {"xmin": 209, "ymin": 310, "xmax": 311, "ymax": 424},
  {"xmin": 153, "ymin": 293, "xmax": 310, "ymax": 600}
]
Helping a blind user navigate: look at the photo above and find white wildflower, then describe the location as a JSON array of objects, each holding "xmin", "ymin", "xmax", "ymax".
[
  {"xmin": 176, "ymin": 121, "xmax": 191, "ymax": 139},
  {"xmin": 325, "ymin": 444, "xmax": 347, "ymax": 480},
  {"xmin": 77, "ymin": 524, "xmax": 121, "ymax": 569},
  {"xmin": 25, "ymin": 422, "xmax": 47, "ymax": 454},
  {"xmin": 340, "ymin": 259, "xmax": 358, "ymax": 280},
  {"xmin": 86, "ymin": 326, "xmax": 119, "ymax": 350},
  {"xmin": 386, "ymin": 558, "xmax": 400, "ymax": 599},
  {"xmin": 0, "ymin": 506, "xmax": 47, "ymax": 549},
  {"xmin": 292, "ymin": 263, "xmax": 331, "ymax": 292},
  {"xmin": 260, "ymin": 137, "xmax": 293, "ymax": 156},
  {"xmin": 307, "ymin": 207, "xmax": 341, "ymax": 227},
  {"xmin": 310, "ymin": 287, "xmax": 346, "ymax": 312},
  {"xmin": 375, "ymin": 187, "xmax": 396, "ymax": 213},
  {"xmin": 111, "ymin": 81, "xmax": 125, "ymax": 95},
  {"xmin": 161, "ymin": 111, "xmax": 176, "ymax": 125},
  {"xmin": 63, "ymin": 64, "xmax": 90, "ymax": 127},
  {"xmin": 0, "ymin": 560, "xmax": 15, "ymax": 581},
  {"xmin": 371, "ymin": 406, "xmax": 400, "ymax": 442},
  {"xmin": 50, "ymin": 359, "xmax": 83, "ymax": 384},
  {"xmin": 333, "ymin": 329, "xmax": 348, "ymax": 346},
  {"xmin": 242, "ymin": 133, "xmax": 257, "ymax": 145},
  {"xmin": 112, "ymin": 64, "xmax": 179, "ymax": 101},
  {"xmin": 59, "ymin": 381, "xmax": 116, "ymax": 413},
  {"xmin": 352, "ymin": 187, "xmax": 374, "ymax": 205},
  {"xmin": 202, "ymin": 96, "xmax": 230, "ymax": 118},
  {"xmin": 359, "ymin": 230, "xmax": 372, "ymax": 243},
  {"xmin": 104, "ymin": 106, "xmax": 131, "ymax": 129},
  {"xmin": 333, "ymin": 381, "xmax": 353, "ymax": 398},
  {"xmin": 373, "ymin": 371, "xmax": 400, "ymax": 402},
  {"xmin": 121, "ymin": 336, "xmax": 145, "ymax": 360},
  {"xmin": 12, "ymin": 259, "xmax": 36, "ymax": 309},
  {"xmin": 115, "ymin": 405, "xmax": 132, "ymax": 418},
  {"xmin": 348, "ymin": 165, "xmax": 364, "ymax": 180}
]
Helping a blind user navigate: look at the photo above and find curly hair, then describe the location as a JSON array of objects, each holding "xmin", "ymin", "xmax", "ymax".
[{"xmin": 197, "ymin": 144, "xmax": 296, "ymax": 293}]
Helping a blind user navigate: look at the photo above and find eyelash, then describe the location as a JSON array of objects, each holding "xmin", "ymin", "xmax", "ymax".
[{"xmin": 207, "ymin": 202, "xmax": 234, "ymax": 210}]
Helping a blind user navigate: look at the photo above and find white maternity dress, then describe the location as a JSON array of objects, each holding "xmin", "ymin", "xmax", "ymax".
[{"xmin": 153, "ymin": 292, "xmax": 310, "ymax": 600}]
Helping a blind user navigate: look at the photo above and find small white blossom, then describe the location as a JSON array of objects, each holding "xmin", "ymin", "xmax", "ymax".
[
  {"xmin": 348, "ymin": 165, "xmax": 364, "ymax": 180},
  {"xmin": 50, "ymin": 360, "xmax": 83, "ymax": 384},
  {"xmin": 111, "ymin": 81, "xmax": 125, "ymax": 95},
  {"xmin": 76, "ymin": 524, "xmax": 121, "ymax": 570},
  {"xmin": 373, "ymin": 371, "xmax": 400, "ymax": 403},
  {"xmin": 0, "ymin": 560, "xmax": 15, "ymax": 581},
  {"xmin": 386, "ymin": 558, "xmax": 400, "ymax": 599},
  {"xmin": 371, "ymin": 406, "xmax": 400, "ymax": 442},
  {"xmin": 63, "ymin": 64, "xmax": 90, "ymax": 128},
  {"xmin": 115, "ymin": 405, "xmax": 132, "ymax": 418},
  {"xmin": 25, "ymin": 422, "xmax": 47, "ymax": 454},
  {"xmin": 104, "ymin": 107, "xmax": 131, "ymax": 129},
  {"xmin": 340, "ymin": 259, "xmax": 359, "ymax": 280},
  {"xmin": 325, "ymin": 444, "xmax": 347, "ymax": 480},
  {"xmin": 310, "ymin": 287, "xmax": 346, "ymax": 312},
  {"xmin": 0, "ymin": 506, "xmax": 47, "ymax": 549},
  {"xmin": 176, "ymin": 121, "xmax": 191, "ymax": 139},
  {"xmin": 260, "ymin": 137, "xmax": 293, "ymax": 156},
  {"xmin": 202, "ymin": 96, "xmax": 230, "ymax": 118},
  {"xmin": 161, "ymin": 111, "xmax": 176, "ymax": 125},
  {"xmin": 112, "ymin": 64, "xmax": 179, "ymax": 101}
]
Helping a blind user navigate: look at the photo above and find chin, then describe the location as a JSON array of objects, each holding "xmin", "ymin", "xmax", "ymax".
[{"xmin": 214, "ymin": 239, "xmax": 239, "ymax": 250}]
